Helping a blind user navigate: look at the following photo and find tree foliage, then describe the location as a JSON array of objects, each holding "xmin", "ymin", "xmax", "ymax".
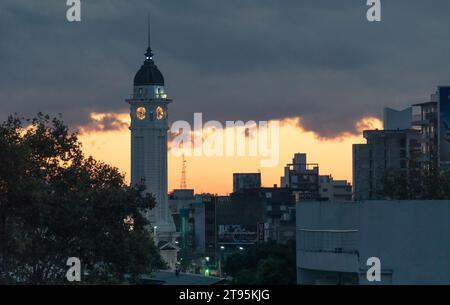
[
  {"xmin": 0, "ymin": 113, "xmax": 164, "ymax": 284},
  {"xmin": 223, "ymin": 240, "xmax": 296, "ymax": 285},
  {"xmin": 381, "ymin": 166, "xmax": 450, "ymax": 200}
]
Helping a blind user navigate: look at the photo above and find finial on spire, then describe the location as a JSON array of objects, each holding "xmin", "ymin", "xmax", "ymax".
[
  {"xmin": 147, "ymin": 13, "xmax": 151, "ymax": 49},
  {"xmin": 145, "ymin": 13, "xmax": 154, "ymax": 61}
]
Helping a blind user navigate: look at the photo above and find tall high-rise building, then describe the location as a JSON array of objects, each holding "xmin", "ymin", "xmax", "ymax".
[
  {"xmin": 126, "ymin": 33, "xmax": 178, "ymax": 269},
  {"xmin": 438, "ymin": 86, "xmax": 450, "ymax": 169},
  {"xmin": 353, "ymin": 129, "xmax": 421, "ymax": 200},
  {"xmin": 412, "ymin": 87, "xmax": 450, "ymax": 169},
  {"xmin": 353, "ymin": 87, "xmax": 450, "ymax": 200},
  {"xmin": 412, "ymin": 94, "xmax": 438, "ymax": 169}
]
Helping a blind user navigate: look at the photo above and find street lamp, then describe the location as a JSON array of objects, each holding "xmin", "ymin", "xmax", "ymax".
[
  {"xmin": 219, "ymin": 245, "xmax": 225, "ymax": 277},
  {"xmin": 205, "ymin": 256, "xmax": 210, "ymax": 277},
  {"xmin": 153, "ymin": 226, "xmax": 158, "ymax": 242}
]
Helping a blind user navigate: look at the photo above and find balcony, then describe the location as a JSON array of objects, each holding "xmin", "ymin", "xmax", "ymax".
[
  {"xmin": 297, "ymin": 229, "xmax": 360, "ymax": 273},
  {"xmin": 412, "ymin": 112, "xmax": 437, "ymax": 126},
  {"xmin": 298, "ymin": 229, "xmax": 358, "ymax": 253}
]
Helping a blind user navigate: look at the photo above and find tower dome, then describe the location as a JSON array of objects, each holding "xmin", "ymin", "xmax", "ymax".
[{"xmin": 133, "ymin": 46, "xmax": 165, "ymax": 86}]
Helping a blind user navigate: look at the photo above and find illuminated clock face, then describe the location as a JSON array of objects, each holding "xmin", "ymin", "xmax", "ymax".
[
  {"xmin": 156, "ymin": 106, "xmax": 165, "ymax": 120},
  {"xmin": 136, "ymin": 107, "xmax": 146, "ymax": 120}
]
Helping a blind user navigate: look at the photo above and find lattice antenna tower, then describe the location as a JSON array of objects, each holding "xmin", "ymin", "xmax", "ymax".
[{"xmin": 180, "ymin": 154, "xmax": 187, "ymax": 189}]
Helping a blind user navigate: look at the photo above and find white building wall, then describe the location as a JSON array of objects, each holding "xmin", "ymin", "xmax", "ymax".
[
  {"xmin": 357, "ymin": 201, "xmax": 450, "ymax": 285},
  {"xmin": 296, "ymin": 200, "xmax": 450, "ymax": 285},
  {"xmin": 383, "ymin": 107, "xmax": 412, "ymax": 130}
]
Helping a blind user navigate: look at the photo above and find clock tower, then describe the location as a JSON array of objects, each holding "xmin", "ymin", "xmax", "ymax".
[{"xmin": 126, "ymin": 33, "xmax": 178, "ymax": 269}]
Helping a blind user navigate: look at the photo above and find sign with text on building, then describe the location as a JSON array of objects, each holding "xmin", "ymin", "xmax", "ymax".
[{"xmin": 218, "ymin": 225, "xmax": 257, "ymax": 245}]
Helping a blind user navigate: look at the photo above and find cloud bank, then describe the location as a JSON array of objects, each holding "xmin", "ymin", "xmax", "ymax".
[{"xmin": 1, "ymin": 0, "xmax": 450, "ymax": 137}]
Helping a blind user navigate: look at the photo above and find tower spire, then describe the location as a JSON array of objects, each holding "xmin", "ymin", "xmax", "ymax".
[
  {"xmin": 145, "ymin": 13, "xmax": 154, "ymax": 60},
  {"xmin": 147, "ymin": 13, "xmax": 151, "ymax": 49}
]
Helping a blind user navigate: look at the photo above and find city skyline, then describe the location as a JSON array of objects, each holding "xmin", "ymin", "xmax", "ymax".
[
  {"xmin": 2, "ymin": 1, "xmax": 450, "ymax": 194},
  {"xmin": 78, "ymin": 113, "xmax": 381, "ymax": 194},
  {"xmin": 2, "ymin": 0, "xmax": 450, "ymax": 288}
]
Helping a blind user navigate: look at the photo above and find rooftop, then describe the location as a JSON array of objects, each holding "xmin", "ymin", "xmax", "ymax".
[{"xmin": 138, "ymin": 270, "xmax": 225, "ymax": 285}]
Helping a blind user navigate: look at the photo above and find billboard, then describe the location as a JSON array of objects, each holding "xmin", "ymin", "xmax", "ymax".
[
  {"xmin": 439, "ymin": 87, "xmax": 450, "ymax": 164},
  {"xmin": 218, "ymin": 225, "xmax": 257, "ymax": 245}
]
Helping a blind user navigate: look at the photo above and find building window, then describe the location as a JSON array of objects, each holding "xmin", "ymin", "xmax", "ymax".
[
  {"xmin": 400, "ymin": 150, "xmax": 406, "ymax": 158},
  {"xmin": 400, "ymin": 139, "xmax": 406, "ymax": 148},
  {"xmin": 400, "ymin": 160, "xmax": 407, "ymax": 169}
]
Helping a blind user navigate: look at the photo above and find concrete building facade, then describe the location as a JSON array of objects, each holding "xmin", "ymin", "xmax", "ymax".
[
  {"xmin": 296, "ymin": 200, "xmax": 450, "ymax": 285},
  {"xmin": 354, "ymin": 87, "xmax": 450, "ymax": 200},
  {"xmin": 319, "ymin": 175, "xmax": 352, "ymax": 201},
  {"xmin": 169, "ymin": 190, "xmax": 205, "ymax": 255},
  {"xmin": 233, "ymin": 173, "xmax": 262, "ymax": 193},
  {"xmin": 412, "ymin": 95, "xmax": 439, "ymax": 168},
  {"xmin": 353, "ymin": 129, "xmax": 421, "ymax": 200},
  {"xmin": 281, "ymin": 153, "xmax": 319, "ymax": 200},
  {"xmin": 383, "ymin": 107, "xmax": 412, "ymax": 130}
]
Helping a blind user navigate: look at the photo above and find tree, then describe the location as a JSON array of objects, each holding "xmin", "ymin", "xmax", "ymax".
[
  {"xmin": 223, "ymin": 240, "xmax": 296, "ymax": 285},
  {"xmin": 381, "ymin": 166, "xmax": 450, "ymax": 200},
  {"xmin": 0, "ymin": 113, "xmax": 164, "ymax": 284}
]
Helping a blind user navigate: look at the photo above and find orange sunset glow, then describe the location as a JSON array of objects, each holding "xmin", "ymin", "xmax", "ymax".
[{"xmin": 78, "ymin": 112, "xmax": 382, "ymax": 195}]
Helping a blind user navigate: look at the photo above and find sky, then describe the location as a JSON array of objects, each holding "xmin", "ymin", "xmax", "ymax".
[{"xmin": 1, "ymin": 0, "xmax": 450, "ymax": 194}]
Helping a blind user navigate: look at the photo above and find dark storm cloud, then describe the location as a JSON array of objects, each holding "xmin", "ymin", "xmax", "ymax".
[
  {"xmin": 1, "ymin": 0, "xmax": 450, "ymax": 137},
  {"xmin": 78, "ymin": 113, "xmax": 128, "ymax": 134}
]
